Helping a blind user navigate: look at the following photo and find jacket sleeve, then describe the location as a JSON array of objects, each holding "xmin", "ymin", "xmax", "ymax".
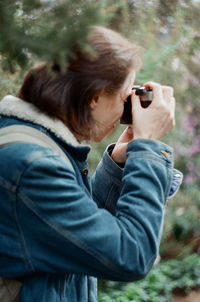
[
  {"xmin": 13, "ymin": 139, "xmax": 173, "ymax": 282},
  {"xmin": 92, "ymin": 143, "xmax": 183, "ymax": 213},
  {"xmin": 91, "ymin": 143, "xmax": 124, "ymax": 215}
]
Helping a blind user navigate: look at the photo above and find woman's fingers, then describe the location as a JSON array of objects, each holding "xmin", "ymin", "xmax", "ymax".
[
  {"xmin": 144, "ymin": 81, "xmax": 163, "ymax": 102},
  {"xmin": 132, "ymin": 81, "xmax": 176, "ymax": 140},
  {"xmin": 162, "ymin": 85, "xmax": 174, "ymax": 98},
  {"xmin": 162, "ymin": 86, "xmax": 176, "ymax": 125}
]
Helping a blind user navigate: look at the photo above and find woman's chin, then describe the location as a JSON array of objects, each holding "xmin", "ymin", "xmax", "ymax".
[{"xmin": 90, "ymin": 125, "xmax": 115, "ymax": 142}]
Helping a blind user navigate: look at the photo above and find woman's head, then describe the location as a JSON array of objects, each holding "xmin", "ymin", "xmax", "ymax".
[{"xmin": 17, "ymin": 26, "xmax": 141, "ymax": 141}]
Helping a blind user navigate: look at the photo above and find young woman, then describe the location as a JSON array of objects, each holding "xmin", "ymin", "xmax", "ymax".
[{"xmin": 0, "ymin": 26, "xmax": 181, "ymax": 302}]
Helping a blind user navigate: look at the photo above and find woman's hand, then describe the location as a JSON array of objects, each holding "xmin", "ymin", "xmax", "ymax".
[
  {"xmin": 111, "ymin": 82, "xmax": 175, "ymax": 163},
  {"xmin": 133, "ymin": 81, "xmax": 175, "ymax": 140},
  {"xmin": 111, "ymin": 126, "xmax": 133, "ymax": 163}
]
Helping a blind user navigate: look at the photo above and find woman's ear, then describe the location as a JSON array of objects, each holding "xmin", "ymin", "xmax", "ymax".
[{"xmin": 90, "ymin": 94, "xmax": 100, "ymax": 110}]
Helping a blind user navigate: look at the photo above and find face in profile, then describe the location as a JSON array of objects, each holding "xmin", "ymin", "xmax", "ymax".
[{"xmin": 89, "ymin": 70, "xmax": 136, "ymax": 142}]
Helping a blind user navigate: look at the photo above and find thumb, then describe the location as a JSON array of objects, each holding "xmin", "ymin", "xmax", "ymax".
[{"xmin": 117, "ymin": 126, "xmax": 133, "ymax": 143}]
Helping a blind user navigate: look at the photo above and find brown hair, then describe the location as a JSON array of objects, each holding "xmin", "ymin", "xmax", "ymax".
[{"xmin": 17, "ymin": 26, "xmax": 141, "ymax": 139}]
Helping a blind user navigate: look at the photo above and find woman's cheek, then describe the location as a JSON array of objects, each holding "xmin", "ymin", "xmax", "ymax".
[{"xmin": 118, "ymin": 104, "xmax": 125, "ymax": 119}]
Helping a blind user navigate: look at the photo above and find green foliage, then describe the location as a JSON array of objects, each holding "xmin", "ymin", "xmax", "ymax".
[
  {"xmin": 0, "ymin": 0, "xmax": 127, "ymax": 69},
  {"xmin": 0, "ymin": 62, "xmax": 24, "ymax": 98},
  {"xmin": 98, "ymin": 254, "xmax": 200, "ymax": 302},
  {"xmin": 160, "ymin": 185, "xmax": 200, "ymax": 259}
]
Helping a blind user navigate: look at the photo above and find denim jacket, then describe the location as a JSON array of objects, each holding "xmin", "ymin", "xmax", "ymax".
[{"xmin": 0, "ymin": 96, "xmax": 182, "ymax": 302}]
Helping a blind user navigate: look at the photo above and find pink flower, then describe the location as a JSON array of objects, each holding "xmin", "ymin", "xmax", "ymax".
[
  {"xmin": 187, "ymin": 161, "xmax": 196, "ymax": 172},
  {"xmin": 182, "ymin": 115, "xmax": 198, "ymax": 134},
  {"xmin": 191, "ymin": 136, "xmax": 200, "ymax": 156},
  {"xmin": 184, "ymin": 173, "xmax": 196, "ymax": 185}
]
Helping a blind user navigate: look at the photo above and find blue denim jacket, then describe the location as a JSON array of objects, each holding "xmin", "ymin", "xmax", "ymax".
[{"xmin": 0, "ymin": 96, "xmax": 182, "ymax": 302}]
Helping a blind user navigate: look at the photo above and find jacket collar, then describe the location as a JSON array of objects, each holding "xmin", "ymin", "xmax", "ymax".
[{"xmin": 0, "ymin": 95, "xmax": 84, "ymax": 148}]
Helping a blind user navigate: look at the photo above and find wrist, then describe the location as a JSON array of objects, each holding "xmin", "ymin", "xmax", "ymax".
[
  {"xmin": 111, "ymin": 147, "xmax": 127, "ymax": 164},
  {"xmin": 108, "ymin": 145, "xmax": 126, "ymax": 168}
]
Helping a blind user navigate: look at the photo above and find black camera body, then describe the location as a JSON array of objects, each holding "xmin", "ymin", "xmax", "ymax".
[{"xmin": 120, "ymin": 86, "xmax": 153, "ymax": 125}]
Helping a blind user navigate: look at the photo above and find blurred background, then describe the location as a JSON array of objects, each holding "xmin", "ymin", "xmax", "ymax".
[{"xmin": 0, "ymin": 1, "xmax": 200, "ymax": 301}]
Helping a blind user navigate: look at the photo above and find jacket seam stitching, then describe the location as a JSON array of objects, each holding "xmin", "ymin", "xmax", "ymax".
[
  {"xmin": 17, "ymin": 191, "xmax": 135, "ymax": 279},
  {"xmin": 128, "ymin": 153, "xmax": 171, "ymax": 167},
  {"xmin": 104, "ymin": 184, "xmax": 120, "ymax": 213},
  {"xmin": 13, "ymin": 153, "xmax": 75, "ymax": 273},
  {"xmin": 15, "ymin": 151, "xmax": 73, "ymax": 191},
  {"xmin": 10, "ymin": 191, "xmax": 35, "ymax": 272},
  {"xmin": 101, "ymin": 165, "xmax": 122, "ymax": 187}
]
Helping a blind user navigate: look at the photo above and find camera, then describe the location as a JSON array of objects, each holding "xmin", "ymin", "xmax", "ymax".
[{"xmin": 120, "ymin": 86, "xmax": 153, "ymax": 125}]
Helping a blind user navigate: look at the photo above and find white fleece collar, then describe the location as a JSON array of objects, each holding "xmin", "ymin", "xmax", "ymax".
[{"xmin": 0, "ymin": 95, "xmax": 82, "ymax": 147}]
